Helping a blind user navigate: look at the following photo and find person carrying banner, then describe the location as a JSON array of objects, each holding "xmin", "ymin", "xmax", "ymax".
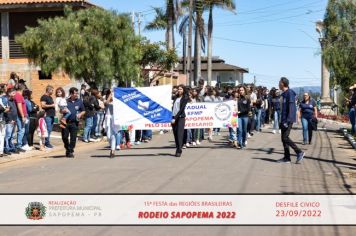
[{"xmin": 172, "ymin": 85, "xmax": 189, "ymax": 157}]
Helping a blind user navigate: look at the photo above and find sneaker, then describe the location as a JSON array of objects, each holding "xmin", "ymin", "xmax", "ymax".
[
  {"xmin": 247, "ymin": 133, "xmax": 251, "ymax": 138},
  {"xmin": 182, "ymin": 145, "xmax": 187, "ymax": 149},
  {"xmin": 296, "ymin": 152, "xmax": 305, "ymax": 164},
  {"xmin": 196, "ymin": 140, "xmax": 201, "ymax": 145},
  {"xmin": 21, "ymin": 144, "xmax": 31, "ymax": 151},
  {"xmin": 186, "ymin": 143, "xmax": 190, "ymax": 147},
  {"xmin": 278, "ymin": 130, "xmax": 281, "ymax": 134},
  {"xmin": 4, "ymin": 151, "xmax": 12, "ymax": 155},
  {"xmin": 159, "ymin": 131, "xmax": 164, "ymax": 135},
  {"xmin": 272, "ymin": 130, "xmax": 276, "ymax": 134},
  {"xmin": 192, "ymin": 142, "xmax": 197, "ymax": 146},
  {"xmin": 45, "ymin": 144, "xmax": 54, "ymax": 149},
  {"xmin": 135, "ymin": 141, "xmax": 141, "ymax": 145},
  {"xmin": 66, "ymin": 152, "xmax": 74, "ymax": 158},
  {"xmin": 83, "ymin": 139, "xmax": 89, "ymax": 143},
  {"xmin": 277, "ymin": 158, "xmax": 291, "ymax": 163},
  {"xmin": 244, "ymin": 141, "xmax": 247, "ymax": 146},
  {"xmin": 116, "ymin": 145, "xmax": 121, "ymax": 150},
  {"xmin": 11, "ymin": 149, "xmax": 20, "ymax": 154},
  {"xmin": 17, "ymin": 148, "xmax": 26, "ymax": 153},
  {"xmin": 89, "ymin": 138, "xmax": 99, "ymax": 142}
]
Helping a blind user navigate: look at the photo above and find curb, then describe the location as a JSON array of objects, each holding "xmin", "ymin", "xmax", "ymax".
[
  {"xmin": 0, "ymin": 139, "xmax": 106, "ymax": 165},
  {"xmin": 340, "ymin": 128, "xmax": 356, "ymax": 150}
]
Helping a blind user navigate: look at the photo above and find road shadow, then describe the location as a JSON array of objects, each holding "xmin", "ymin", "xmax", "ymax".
[
  {"xmin": 47, "ymin": 155, "xmax": 67, "ymax": 159},
  {"xmin": 91, "ymin": 153, "xmax": 176, "ymax": 158},
  {"xmin": 252, "ymin": 157, "xmax": 278, "ymax": 163},
  {"xmin": 249, "ymin": 148, "xmax": 356, "ymax": 168}
]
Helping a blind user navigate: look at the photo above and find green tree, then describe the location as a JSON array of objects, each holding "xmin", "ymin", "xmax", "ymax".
[
  {"xmin": 145, "ymin": 0, "xmax": 181, "ymax": 50},
  {"xmin": 16, "ymin": 7, "xmax": 141, "ymax": 85},
  {"xmin": 324, "ymin": 0, "xmax": 356, "ymax": 91},
  {"xmin": 139, "ymin": 39, "xmax": 178, "ymax": 85}
]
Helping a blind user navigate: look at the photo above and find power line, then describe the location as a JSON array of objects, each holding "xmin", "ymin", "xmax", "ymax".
[
  {"xmin": 213, "ymin": 36, "xmax": 318, "ymax": 49},
  {"xmin": 216, "ymin": 1, "xmax": 324, "ymax": 25},
  {"xmin": 215, "ymin": 0, "xmax": 324, "ymax": 21},
  {"xmin": 216, "ymin": 9, "xmax": 325, "ymax": 27}
]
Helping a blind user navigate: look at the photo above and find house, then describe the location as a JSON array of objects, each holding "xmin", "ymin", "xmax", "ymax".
[
  {"xmin": 0, "ymin": 0, "xmax": 94, "ymax": 103},
  {"xmin": 175, "ymin": 57, "xmax": 249, "ymax": 87},
  {"xmin": 142, "ymin": 66, "xmax": 187, "ymax": 87}
]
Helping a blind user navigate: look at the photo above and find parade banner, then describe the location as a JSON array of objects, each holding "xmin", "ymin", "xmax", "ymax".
[
  {"xmin": 184, "ymin": 100, "xmax": 238, "ymax": 129},
  {"xmin": 113, "ymin": 85, "xmax": 173, "ymax": 130},
  {"xmin": 113, "ymin": 85, "xmax": 238, "ymax": 130},
  {"xmin": 1, "ymin": 195, "xmax": 355, "ymax": 225}
]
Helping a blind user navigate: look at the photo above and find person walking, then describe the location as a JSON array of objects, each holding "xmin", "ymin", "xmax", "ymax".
[
  {"xmin": 237, "ymin": 86, "xmax": 250, "ymax": 149},
  {"xmin": 61, "ymin": 87, "xmax": 85, "ymax": 158},
  {"xmin": 271, "ymin": 89, "xmax": 281, "ymax": 134},
  {"xmin": 40, "ymin": 85, "xmax": 56, "ymax": 149},
  {"xmin": 172, "ymin": 84, "xmax": 189, "ymax": 157},
  {"xmin": 298, "ymin": 92, "xmax": 318, "ymax": 145},
  {"xmin": 277, "ymin": 77, "xmax": 305, "ymax": 164},
  {"xmin": 102, "ymin": 90, "xmax": 121, "ymax": 158}
]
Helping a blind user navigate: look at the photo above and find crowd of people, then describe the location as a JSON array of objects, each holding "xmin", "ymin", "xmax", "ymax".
[
  {"xmin": 0, "ymin": 72, "xmax": 332, "ymax": 163},
  {"xmin": 0, "ymin": 73, "xmax": 154, "ymax": 158}
]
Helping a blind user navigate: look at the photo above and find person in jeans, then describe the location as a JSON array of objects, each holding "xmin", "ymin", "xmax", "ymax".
[
  {"xmin": 61, "ymin": 87, "xmax": 85, "ymax": 158},
  {"xmin": 14, "ymin": 84, "xmax": 28, "ymax": 151},
  {"xmin": 271, "ymin": 89, "xmax": 281, "ymax": 134},
  {"xmin": 3, "ymin": 88, "xmax": 19, "ymax": 155},
  {"xmin": 0, "ymin": 85, "xmax": 10, "ymax": 157},
  {"xmin": 40, "ymin": 85, "xmax": 56, "ymax": 149},
  {"xmin": 82, "ymin": 91, "xmax": 100, "ymax": 143},
  {"xmin": 277, "ymin": 77, "xmax": 305, "ymax": 164},
  {"xmin": 90, "ymin": 89, "xmax": 102, "ymax": 139},
  {"xmin": 23, "ymin": 89, "xmax": 39, "ymax": 150},
  {"xmin": 237, "ymin": 86, "xmax": 251, "ymax": 149},
  {"xmin": 298, "ymin": 93, "xmax": 318, "ymax": 145},
  {"xmin": 95, "ymin": 91, "xmax": 105, "ymax": 137}
]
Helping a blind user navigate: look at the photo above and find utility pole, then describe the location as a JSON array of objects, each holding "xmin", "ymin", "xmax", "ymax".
[
  {"xmin": 187, "ymin": 0, "xmax": 193, "ymax": 86},
  {"xmin": 253, "ymin": 75, "xmax": 256, "ymax": 85}
]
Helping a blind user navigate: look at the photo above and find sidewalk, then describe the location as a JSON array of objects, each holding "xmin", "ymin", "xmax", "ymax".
[{"xmin": 0, "ymin": 131, "xmax": 106, "ymax": 165}]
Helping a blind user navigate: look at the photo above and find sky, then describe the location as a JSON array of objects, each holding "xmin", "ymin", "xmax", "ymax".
[{"xmin": 90, "ymin": 0, "xmax": 327, "ymax": 89}]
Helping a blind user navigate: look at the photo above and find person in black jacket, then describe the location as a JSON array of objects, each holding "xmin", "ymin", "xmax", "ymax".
[
  {"xmin": 237, "ymin": 86, "xmax": 251, "ymax": 149},
  {"xmin": 82, "ymin": 92, "xmax": 101, "ymax": 143},
  {"xmin": 172, "ymin": 84, "xmax": 189, "ymax": 157},
  {"xmin": 23, "ymin": 89, "xmax": 39, "ymax": 149}
]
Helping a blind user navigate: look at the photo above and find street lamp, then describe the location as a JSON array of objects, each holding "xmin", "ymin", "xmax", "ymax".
[{"xmin": 315, "ymin": 19, "xmax": 333, "ymax": 114}]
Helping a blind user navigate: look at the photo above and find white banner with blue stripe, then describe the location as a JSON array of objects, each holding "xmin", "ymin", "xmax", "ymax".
[{"xmin": 113, "ymin": 85, "xmax": 173, "ymax": 130}]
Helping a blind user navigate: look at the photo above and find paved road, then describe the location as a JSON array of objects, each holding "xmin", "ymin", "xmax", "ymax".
[{"xmin": 0, "ymin": 122, "xmax": 355, "ymax": 235}]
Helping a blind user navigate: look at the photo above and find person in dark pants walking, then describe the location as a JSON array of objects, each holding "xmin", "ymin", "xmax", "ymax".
[
  {"xmin": 277, "ymin": 77, "xmax": 305, "ymax": 164},
  {"xmin": 61, "ymin": 87, "xmax": 85, "ymax": 158},
  {"xmin": 172, "ymin": 84, "xmax": 189, "ymax": 157}
]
